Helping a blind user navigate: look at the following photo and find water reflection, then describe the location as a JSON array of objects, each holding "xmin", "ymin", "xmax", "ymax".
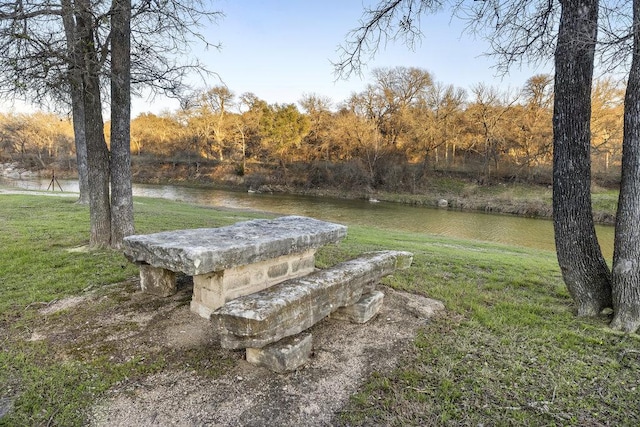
[{"xmin": 0, "ymin": 176, "xmax": 614, "ymax": 258}]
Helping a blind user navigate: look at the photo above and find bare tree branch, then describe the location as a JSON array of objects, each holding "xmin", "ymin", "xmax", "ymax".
[
  {"xmin": 335, "ymin": 0, "xmax": 636, "ymax": 80},
  {"xmin": 0, "ymin": 0, "xmax": 223, "ymax": 109},
  {"xmin": 334, "ymin": 0, "xmax": 444, "ymax": 79}
]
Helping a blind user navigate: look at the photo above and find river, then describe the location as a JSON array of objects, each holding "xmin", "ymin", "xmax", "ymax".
[{"xmin": 0, "ymin": 176, "xmax": 615, "ymax": 259}]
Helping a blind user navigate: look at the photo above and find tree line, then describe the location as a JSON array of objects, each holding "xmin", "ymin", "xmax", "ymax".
[{"xmin": 0, "ymin": 67, "xmax": 625, "ymax": 188}]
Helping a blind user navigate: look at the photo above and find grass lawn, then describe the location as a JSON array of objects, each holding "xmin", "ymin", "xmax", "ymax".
[{"xmin": 1, "ymin": 194, "xmax": 639, "ymax": 426}]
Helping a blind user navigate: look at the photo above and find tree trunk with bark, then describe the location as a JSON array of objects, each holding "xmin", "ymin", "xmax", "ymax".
[
  {"xmin": 109, "ymin": 0, "xmax": 134, "ymax": 248},
  {"xmin": 61, "ymin": 0, "xmax": 90, "ymax": 205},
  {"xmin": 611, "ymin": 0, "xmax": 640, "ymax": 332},
  {"xmin": 76, "ymin": 0, "xmax": 111, "ymax": 247},
  {"xmin": 70, "ymin": 83, "xmax": 90, "ymax": 205},
  {"xmin": 552, "ymin": 0, "xmax": 611, "ymax": 316}
]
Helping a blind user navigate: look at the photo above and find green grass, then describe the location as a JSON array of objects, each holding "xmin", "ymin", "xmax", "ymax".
[
  {"xmin": 335, "ymin": 232, "xmax": 640, "ymax": 426},
  {"xmin": 1, "ymin": 194, "xmax": 639, "ymax": 426},
  {"xmin": 0, "ymin": 197, "xmax": 128, "ymax": 316},
  {"xmin": 0, "ymin": 196, "xmax": 261, "ymax": 315},
  {"xmin": 591, "ymin": 188, "xmax": 620, "ymax": 213}
]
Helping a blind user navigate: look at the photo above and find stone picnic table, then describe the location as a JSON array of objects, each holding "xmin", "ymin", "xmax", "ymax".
[
  {"xmin": 123, "ymin": 215, "xmax": 415, "ymax": 372},
  {"xmin": 122, "ymin": 215, "xmax": 348, "ymax": 319}
]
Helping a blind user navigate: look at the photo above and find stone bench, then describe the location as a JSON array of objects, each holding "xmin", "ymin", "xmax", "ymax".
[
  {"xmin": 122, "ymin": 216, "xmax": 347, "ymax": 319},
  {"xmin": 211, "ymin": 250, "xmax": 413, "ymax": 372}
]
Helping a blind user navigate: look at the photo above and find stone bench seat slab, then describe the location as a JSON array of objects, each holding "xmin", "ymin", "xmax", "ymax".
[
  {"xmin": 213, "ymin": 250, "xmax": 413, "ymax": 349},
  {"xmin": 122, "ymin": 215, "xmax": 348, "ymax": 276}
]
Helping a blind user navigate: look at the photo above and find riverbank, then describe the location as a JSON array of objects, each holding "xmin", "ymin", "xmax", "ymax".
[
  {"xmin": 233, "ymin": 173, "xmax": 620, "ymax": 225},
  {"xmin": 1, "ymin": 194, "xmax": 637, "ymax": 426},
  {"xmin": 1, "ymin": 160, "xmax": 619, "ymax": 224}
]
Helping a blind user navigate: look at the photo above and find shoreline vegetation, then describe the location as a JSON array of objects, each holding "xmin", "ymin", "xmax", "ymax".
[
  {"xmin": 1, "ymin": 194, "xmax": 638, "ymax": 425},
  {"xmin": 1, "ymin": 160, "xmax": 620, "ymax": 225}
]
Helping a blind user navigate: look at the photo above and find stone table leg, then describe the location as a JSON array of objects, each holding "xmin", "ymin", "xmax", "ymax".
[
  {"xmin": 139, "ymin": 264, "xmax": 177, "ymax": 297},
  {"xmin": 246, "ymin": 333, "xmax": 313, "ymax": 373},
  {"xmin": 331, "ymin": 290, "xmax": 385, "ymax": 323},
  {"xmin": 190, "ymin": 249, "xmax": 317, "ymax": 319}
]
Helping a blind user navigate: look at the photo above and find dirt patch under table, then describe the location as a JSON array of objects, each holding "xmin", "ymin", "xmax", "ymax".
[{"xmin": 29, "ymin": 279, "xmax": 444, "ymax": 426}]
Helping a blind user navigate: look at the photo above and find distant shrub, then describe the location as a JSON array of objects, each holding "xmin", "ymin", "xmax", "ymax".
[{"xmin": 330, "ymin": 160, "xmax": 371, "ymax": 190}]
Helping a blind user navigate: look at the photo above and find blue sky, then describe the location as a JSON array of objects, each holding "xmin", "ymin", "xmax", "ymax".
[
  {"xmin": 133, "ymin": 0, "xmax": 550, "ymax": 116},
  {"xmin": 1, "ymin": 1, "xmax": 549, "ymax": 116}
]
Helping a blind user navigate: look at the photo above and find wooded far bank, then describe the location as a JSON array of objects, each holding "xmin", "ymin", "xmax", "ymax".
[{"xmin": 0, "ymin": 67, "xmax": 624, "ymax": 192}]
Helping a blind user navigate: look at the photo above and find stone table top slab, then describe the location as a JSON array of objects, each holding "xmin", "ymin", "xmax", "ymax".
[{"xmin": 122, "ymin": 216, "xmax": 347, "ymax": 276}]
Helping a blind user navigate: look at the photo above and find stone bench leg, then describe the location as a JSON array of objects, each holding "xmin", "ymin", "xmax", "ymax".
[
  {"xmin": 246, "ymin": 333, "xmax": 313, "ymax": 373},
  {"xmin": 191, "ymin": 249, "xmax": 317, "ymax": 319},
  {"xmin": 139, "ymin": 264, "xmax": 177, "ymax": 297},
  {"xmin": 331, "ymin": 290, "xmax": 385, "ymax": 324}
]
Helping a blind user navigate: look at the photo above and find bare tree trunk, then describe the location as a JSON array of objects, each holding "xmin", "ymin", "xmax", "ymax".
[
  {"xmin": 110, "ymin": 0, "xmax": 134, "ymax": 248},
  {"xmin": 71, "ymin": 87, "xmax": 90, "ymax": 205},
  {"xmin": 611, "ymin": 0, "xmax": 640, "ymax": 332},
  {"xmin": 61, "ymin": 0, "xmax": 89, "ymax": 205},
  {"xmin": 553, "ymin": 0, "xmax": 611, "ymax": 316},
  {"xmin": 77, "ymin": 0, "xmax": 111, "ymax": 247}
]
